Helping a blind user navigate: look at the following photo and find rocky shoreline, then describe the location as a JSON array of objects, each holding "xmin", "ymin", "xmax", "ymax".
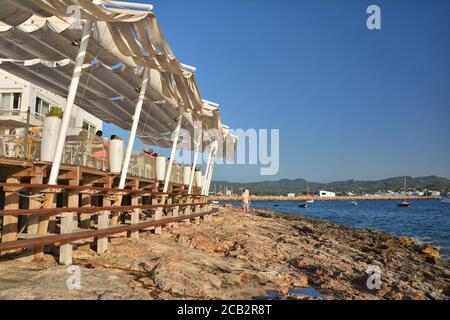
[{"xmin": 0, "ymin": 205, "xmax": 448, "ymax": 300}]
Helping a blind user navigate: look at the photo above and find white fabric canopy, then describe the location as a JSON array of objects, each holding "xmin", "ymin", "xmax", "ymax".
[{"xmin": 0, "ymin": 0, "xmax": 236, "ymax": 156}]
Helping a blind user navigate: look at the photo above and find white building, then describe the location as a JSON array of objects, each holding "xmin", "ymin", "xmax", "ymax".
[
  {"xmin": 287, "ymin": 193, "xmax": 296, "ymax": 198},
  {"xmin": 318, "ymin": 190, "xmax": 336, "ymax": 197},
  {"xmin": 0, "ymin": 69, "xmax": 102, "ymax": 139}
]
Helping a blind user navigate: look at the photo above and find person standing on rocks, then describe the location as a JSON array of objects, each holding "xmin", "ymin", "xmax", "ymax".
[{"xmin": 242, "ymin": 189, "xmax": 251, "ymax": 214}]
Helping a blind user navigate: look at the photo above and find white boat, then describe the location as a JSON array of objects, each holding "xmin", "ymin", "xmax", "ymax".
[
  {"xmin": 441, "ymin": 198, "xmax": 450, "ymax": 204},
  {"xmin": 306, "ymin": 184, "xmax": 314, "ymax": 203},
  {"xmin": 350, "ymin": 201, "xmax": 358, "ymax": 206},
  {"xmin": 397, "ymin": 177, "xmax": 410, "ymax": 208}
]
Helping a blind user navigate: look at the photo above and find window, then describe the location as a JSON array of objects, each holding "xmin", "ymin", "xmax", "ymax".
[
  {"xmin": 0, "ymin": 92, "xmax": 21, "ymax": 110},
  {"xmin": 35, "ymin": 97, "xmax": 50, "ymax": 116},
  {"xmin": 82, "ymin": 120, "xmax": 96, "ymax": 137}
]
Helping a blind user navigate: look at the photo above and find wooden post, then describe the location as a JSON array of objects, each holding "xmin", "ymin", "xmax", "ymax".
[
  {"xmin": 153, "ymin": 196, "xmax": 163, "ymax": 234},
  {"xmin": 166, "ymin": 196, "xmax": 174, "ymax": 228},
  {"xmin": 97, "ymin": 179, "xmax": 111, "ymax": 254},
  {"xmin": 128, "ymin": 180, "xmax": 140, "ymax": 239},
  {"xmin": 80, "ymin": 193, "xmax": 91, "ymax": 229},
  {"xmin": 59, "ymin": 178, "xmax": 78, "ymax": 265},
  {"xmin": 183, "ymin": 196, "xmax": 191, "ymax": 225},
  {"xmin": 34, "ymin": 192, "xmax": 55, "ymax": 261},
  {"xmin": 194, "ymin": 203, "xmax": 201, "ymax": 225},
  {"xmin": 1, "ymin": 177, "xmax": 20, "ymax": 254},
  {"xmin": 110, "ymin": 194, "xmax": 123, "ymax": 226},
  {"xmin": 202, "ymin": 204, "xmax": 209, "ymax": 222},
  {"xmin": 172, "ymin": 198, "xmax": 179, "ymax": 229},
  {"xmin": 27, "ymin": 172, "xmax": 44, "ymax": 235}
]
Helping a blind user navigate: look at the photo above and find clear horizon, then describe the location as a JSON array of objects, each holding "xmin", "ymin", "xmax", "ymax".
[{"xmin": 104, "ymin": 0, "xmax": 450, "ymax": 183}]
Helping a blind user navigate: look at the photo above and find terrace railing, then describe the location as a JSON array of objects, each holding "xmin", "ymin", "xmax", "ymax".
[{"xmin": 0, "ymin": 125, "xmax": 185, "ymax": 184}]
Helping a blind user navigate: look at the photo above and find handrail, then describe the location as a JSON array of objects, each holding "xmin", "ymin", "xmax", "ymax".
[
  {"xmin": 0, "ymin": 208, "xmax": 218, "ymax": 253},
  {"xmin": 0, "ymin": 183, "xmax": 189, "ymax": 194},
  {"xmin": 0, "ymin": 201, "xmax": 212, "ymax": 217}
]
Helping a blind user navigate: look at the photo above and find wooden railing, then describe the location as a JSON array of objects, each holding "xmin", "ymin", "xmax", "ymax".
[{"xmin": 0, "ymin": 158, "xmax": 211, "ymax": 265}]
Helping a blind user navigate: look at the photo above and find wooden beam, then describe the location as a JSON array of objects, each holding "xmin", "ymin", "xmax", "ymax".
[
  {"xmin": 33, "ymin": 192, "xmax": 55, "ymax": 261},
  {"xmin": 97, "ymin": 179, "xmax": 111, "ymax": 254},
  {"xmin": 1, "ymin": 177, "xmax": 20, "ymax": 254},
  {"xmin": 60, "ymin": 178, "xmax": 79, "ymax": 265},
  {"xmin": 0, "ymin": 209, "xmax": 219, "ymax": 253},
  {"xmin": 128, "ymin": 180, "xmax": 140, "ymax": 239},
  {"xmin": 0, "ymin": 202, "xmax": 212, "ymax": 217}
]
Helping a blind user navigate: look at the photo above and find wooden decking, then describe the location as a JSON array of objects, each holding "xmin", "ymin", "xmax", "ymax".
[{"xmin": 0, "ymin": 157, "xmax": 213, "ymax": 265}]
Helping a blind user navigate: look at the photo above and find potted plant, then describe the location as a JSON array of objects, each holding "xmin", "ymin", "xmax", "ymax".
[
  {"xmin": 109, "ymin": 135, "xmax": 123, "ymax": 174},
  {"xmin": 40, "ymin": 106, "xmax": 63, "ymax": 162}
]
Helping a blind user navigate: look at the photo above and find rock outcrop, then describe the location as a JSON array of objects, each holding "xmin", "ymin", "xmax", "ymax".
[{"xmin": 0, "ymin": 205, "xmax": 448, "ymax": 300}]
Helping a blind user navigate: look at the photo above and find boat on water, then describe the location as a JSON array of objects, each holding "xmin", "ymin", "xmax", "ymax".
[
  {"xmin": 397, "ymin": 201, "xmax": 410, "ymax": 208},
  {"xmin": 397, "ymin": 177, "xmax": 410, "ymax": 208},
  {"xmin": 306, "ymin": 184, "xmax": 314, "ymax": 203},
  {"xmin": 350, "ymin": 201, "xmax": 358, "ymax": 206},
  {"xmin": 441, "ymin": 198, "xmax": 450, "ymax": 204},
  {"xmin": 298, "ymin": 202, "xmax": 309, "ymax": 208}
]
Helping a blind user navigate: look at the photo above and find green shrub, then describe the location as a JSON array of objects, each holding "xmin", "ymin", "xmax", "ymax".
[{"xmin": 45, "ymin": 106, "xmax": 64, "ymax": 119}]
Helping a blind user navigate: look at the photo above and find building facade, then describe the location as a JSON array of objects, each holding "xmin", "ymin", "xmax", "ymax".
[{"xmin": 0, "ymin": 69, "xmax": 102, "ymax": 138}]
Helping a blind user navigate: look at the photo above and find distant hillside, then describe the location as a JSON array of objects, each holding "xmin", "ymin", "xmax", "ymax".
[{"xmin": 212, "ymin": 176, "xmax": 450, "ymax": 196}]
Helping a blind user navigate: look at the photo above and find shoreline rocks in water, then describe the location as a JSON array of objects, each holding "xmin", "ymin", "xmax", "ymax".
[{"xmin": 0, "ymin": 205, "xmax": 448, "ymax": 300}]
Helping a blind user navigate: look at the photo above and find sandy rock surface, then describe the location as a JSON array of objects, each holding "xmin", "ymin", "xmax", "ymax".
[{"xmin": 0, "ymin": 205, "xmax": 448, "ymax": 300}]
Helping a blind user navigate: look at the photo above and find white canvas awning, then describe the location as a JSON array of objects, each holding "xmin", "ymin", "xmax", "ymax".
[{"xmin": 0, "ymin": 0, "xmax": 236, "ymax": 156}]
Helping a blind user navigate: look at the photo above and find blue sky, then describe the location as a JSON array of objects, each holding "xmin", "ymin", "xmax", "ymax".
[{"xmin": 104, "ymin": 0, "xmax": 450, "ymax": 183}]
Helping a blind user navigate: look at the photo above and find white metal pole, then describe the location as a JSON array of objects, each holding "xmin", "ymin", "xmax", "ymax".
[
  {"xmin": 205, "ymin": 156, "xmax": 216, "ymax": 196},
  {"xmin": 118, "ymin": 68, "xmax": 149, "ymax": 189},
  {"xmin": 202, "ymin": 142, "xmax": 216, "ymax": 195},
  {"xmin": 201, "ymin": 147, "xmax": 213, "ymax": 195},
  {"xmin": 163, "ymin": 108, "xmax": 183, "ymax": 192},
  {"xmin": 204, "ymin": 143, "xmax": 218, "ymax": 196},
  {"xmin": 48, "ymin": 19, "xmax": 92, "ymax": 185},
  {"xmin": 188, "ymin": 131, "xmax": 201, "ymax": 194}
]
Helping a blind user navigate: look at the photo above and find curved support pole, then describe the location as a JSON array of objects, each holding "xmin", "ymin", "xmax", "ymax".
[
  {"xmin": 119, "ymin": 68, "xmax": 150, "ymax": 189},
  {"xmin": 188, "ymin": 130, "xmax": 202, "ymax": 194},
  {"xmin": 163, "ymin": 108, "xmax": 183, "ymax": 193},
  {"xmin": 202, "ymin": 141, "xmax": 217, "ymax": 195},
  {"xmin": 205, "ymin": 155, "xmax": 216, "ymax": 196},
  {"xmin": 48, "ymin": 19, "xmax": 92, "ymax": 185}
]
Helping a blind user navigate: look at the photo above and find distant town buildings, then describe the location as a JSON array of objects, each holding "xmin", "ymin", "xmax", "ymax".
[
  {"xmin": 318, "ymin": 190, "xmax": 336, "ymax": 197},
  {"xmin": 287, "ymin": 193, "xmax": 296, "ymax": 198}
]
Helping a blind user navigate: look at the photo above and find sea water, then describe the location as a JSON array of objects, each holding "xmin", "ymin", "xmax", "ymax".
[{"xmin": 221, "ymin": 200, "xmax": 450, "ymax": 259}]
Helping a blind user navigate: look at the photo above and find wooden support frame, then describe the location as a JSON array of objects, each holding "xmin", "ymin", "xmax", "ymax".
[
  {"xmin": 1, "ymin": 177, "xmax": 20, "ymax": 254},
  {"xmin": 0, "ymin": 209, "xmax": 218, "ymax": 253},
  {"xmin": 0, "ymin": 157, "xmax": 212, "ymax": 263},
  {"xmin": 128, "ymin": 180, "xmax": 140, "ymax": 239}
]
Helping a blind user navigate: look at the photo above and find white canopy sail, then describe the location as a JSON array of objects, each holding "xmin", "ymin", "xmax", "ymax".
[{"xmin": 0, "ymin": 0, "xmax": 235, "ymax": 156}]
